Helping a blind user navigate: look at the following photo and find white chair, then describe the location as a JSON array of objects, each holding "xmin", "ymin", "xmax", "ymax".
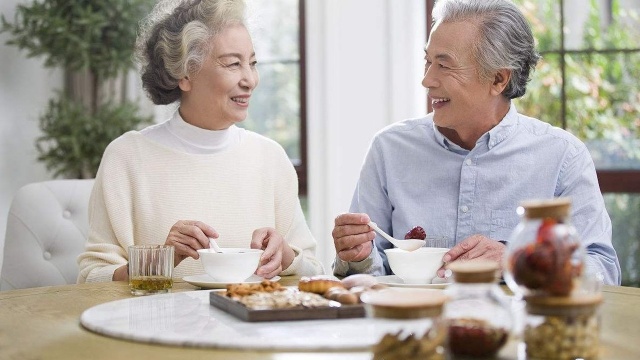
[{"xmin": 0, "ymin": 179, "xmax": 94, "ymax": 290}]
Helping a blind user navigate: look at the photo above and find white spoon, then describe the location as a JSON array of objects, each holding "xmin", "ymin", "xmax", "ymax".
[
  {"xmin": 368, "ymin": 221, "xmax": 425, "ymax": 251},
  {"xmin": 208, "ymin": 237, "xmax": 223, "ymax": 253}
]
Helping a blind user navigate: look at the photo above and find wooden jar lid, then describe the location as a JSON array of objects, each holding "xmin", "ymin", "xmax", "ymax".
[
  {"xmin": 520, "ymin": 197, "xmax": 571, "ymax": 219},
  {"xmin": 447, "ymin": 260, "xmax": 499, "ymax": 283},
  {"xmin": 524, "ymin": 293, "xmax": 603, "ymax": 316},
  {"xmin": 361, "ymin": 289, "xmax": 448, "ymax": 319}
]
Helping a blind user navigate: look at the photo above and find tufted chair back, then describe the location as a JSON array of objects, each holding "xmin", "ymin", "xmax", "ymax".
[{"xmin": 0, "ymin": 179, "xmax": 94, "ymax": 290}]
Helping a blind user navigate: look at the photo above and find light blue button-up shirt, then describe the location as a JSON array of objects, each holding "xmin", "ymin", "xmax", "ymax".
[{"xmin": 333, "ymin": 105, "xmax": 621, "ymax": 285}]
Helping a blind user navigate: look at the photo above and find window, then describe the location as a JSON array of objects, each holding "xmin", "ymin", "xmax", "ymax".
[
  {"xmin": 426, "ymin": 0, "xmax": 640, "ymax": 286},
  {"xmin": 243, "ymin": 0, "xmax": 307, "ymax": 194}
]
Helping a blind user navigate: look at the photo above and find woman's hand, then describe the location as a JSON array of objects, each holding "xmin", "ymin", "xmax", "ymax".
[
  {"xmin": 165, "ymin": 220, "xmax": 219, "ymax": 267},
  {"xmin": 250, "ymin": 227, "xmax": 294, "ymax": 279},
  {"xmin": 112, "ymin": 264, "xmax": 129, "ymax": 281}
]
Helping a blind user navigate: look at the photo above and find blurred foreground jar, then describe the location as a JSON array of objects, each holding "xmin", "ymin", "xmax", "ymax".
[
  {"xmin": 444, "ymin": 260, "xmax": 511, "ymax": 358},
  {"xmin": 361, "ymin": 289, "xmax": 448, "ymax": 360},
  {"xmin": 504, "ymin": 198, "xmax": 586, "ymax": 297},
  {"xmin": 524, "ymin": 294, "xmax": 602, "ymax": 359}
]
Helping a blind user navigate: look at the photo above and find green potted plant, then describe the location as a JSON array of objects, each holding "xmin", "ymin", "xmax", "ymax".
[{"xmin": 1, "ymin": 0, "xmax": 154, "ymax": 178}]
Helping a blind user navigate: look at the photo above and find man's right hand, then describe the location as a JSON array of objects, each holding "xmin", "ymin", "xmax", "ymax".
[{"xmin": 332, "ymin": 213, "xmax": 375, "ymax": 262}]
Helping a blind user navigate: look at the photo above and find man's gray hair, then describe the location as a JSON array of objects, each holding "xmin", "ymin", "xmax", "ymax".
[{"xmin": 432, "ymin": 0, "xmax": 540, "ymax": 99}]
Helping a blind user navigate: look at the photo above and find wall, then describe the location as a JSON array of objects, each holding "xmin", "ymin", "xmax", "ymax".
[
  {"xmin": 0, "ymin": 0, "xmax": 63, "ymax": 268},
  {"xmin": 305, "ymin": 0, "xmax": 426, "ymax": 270},
  {"xmin": 0, "ymin": 0, "xmax": 426, "ymax": 274}
]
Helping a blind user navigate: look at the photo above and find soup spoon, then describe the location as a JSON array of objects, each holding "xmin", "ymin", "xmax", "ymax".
[
  {"xmin": 368, "ymin": 222, "xmax": 425, "ymax": 251},
  {"xmin": 208, "ymin": 237, "xmax": 223, "ymax": 253}
]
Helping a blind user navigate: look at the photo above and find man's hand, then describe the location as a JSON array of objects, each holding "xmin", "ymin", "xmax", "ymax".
[
  {"xmin": 332, "ymin": 213, "xmax": 376, "ymax": 262},
  {"xmin": 436, "ymin": 234, "xmax": 506, "ymax": 277}
]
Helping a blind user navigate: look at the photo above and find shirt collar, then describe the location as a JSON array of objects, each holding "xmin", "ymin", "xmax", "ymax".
[
  {"xmin": 432, "ymin": 103, "xmax": 518, "ymax": 152},
  {"xmin": 486, "ymin": 103, "xmax": 518, "ymax": 149}
]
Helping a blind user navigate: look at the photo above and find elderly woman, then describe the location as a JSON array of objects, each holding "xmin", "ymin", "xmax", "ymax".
[{"xmin": 78, "ymin": 0, "xmax": 324, "ymax": 283}]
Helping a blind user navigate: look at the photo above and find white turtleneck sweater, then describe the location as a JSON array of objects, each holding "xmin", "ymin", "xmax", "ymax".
[{"xmin": 77, "ymin": 111, "xmax": 324, "ymax": 283}]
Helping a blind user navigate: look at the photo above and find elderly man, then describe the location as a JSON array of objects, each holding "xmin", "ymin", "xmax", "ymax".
[{"xmin": 332, "ymin": 0, "xmax": 620, "ymax": 285}]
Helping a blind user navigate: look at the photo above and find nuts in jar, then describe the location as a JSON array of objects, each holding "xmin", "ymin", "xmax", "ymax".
[
  {"xmin": 364, "ymin": 289, "xmax": 448, "ymax": 360},
  {"xmin": 524, "ymin": 294, "xmax": 602, "ymax": 360},
  {"xmin": 524, "ymin": 313, "xmax": 599, "ymax": 359},
  {"xmin": 373, "ymin": 328, "xmax": 445, "ymax": 360}
]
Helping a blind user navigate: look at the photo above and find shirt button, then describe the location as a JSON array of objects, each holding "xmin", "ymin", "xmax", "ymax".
[
  {"xmin": 63, "ymin": 210, "xmax": 71, "ymax": 219},
  {"xmin": 465, "ymin": 159, "xmax": 472, "ymax": 166},
  {"xmin": 43, "ymin": 251, "xmax": 52, "ymax": 260},
  {"xmin": 461, "ymin": 205, "xmax": 469, "ymax": 213}
]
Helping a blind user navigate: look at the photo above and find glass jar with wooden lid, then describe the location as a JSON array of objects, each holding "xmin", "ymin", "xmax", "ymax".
[
  {"xmin": 444, "ymin": 260, "xmax": 511, "ymax": 358},
  {"xmin": 523, "ymin": 293, "xmax": 602, "ymax": 359},
  {"xmin": 504, "ymin": 197, "xmax": 587, "ymax": 297},
  {"xmin": 361, "ymin": 288, "xmax": 448, "ymax": 360}
]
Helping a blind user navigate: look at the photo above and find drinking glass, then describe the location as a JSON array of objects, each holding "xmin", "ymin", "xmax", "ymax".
[{"xmin": 128, "ymin": 245, "xmax": 174, "ymax": 296}]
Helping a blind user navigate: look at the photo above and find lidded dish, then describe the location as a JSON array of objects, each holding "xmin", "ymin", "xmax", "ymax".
[
  {"xmin": 443, "ymin": 260, "xmax": 511, "ymax": 358},
  {"xmin": 503, "ymin": 197, "xmax": 586, "ymax": 297}
]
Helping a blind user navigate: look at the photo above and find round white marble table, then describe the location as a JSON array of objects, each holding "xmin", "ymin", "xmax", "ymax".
[{"xmin": 80, "ymin": 288, "xmax": 432, "ymax": 350}]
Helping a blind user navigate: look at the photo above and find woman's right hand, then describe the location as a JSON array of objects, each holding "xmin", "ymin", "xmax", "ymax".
[{"xmin": 165, "ymin": 220, "xmax": 219, "ymax": 267}]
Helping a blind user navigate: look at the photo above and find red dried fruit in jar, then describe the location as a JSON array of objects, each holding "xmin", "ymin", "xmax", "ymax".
[
  {"xmin": 536, "ymin": 218, "xmax": 557, "ymax": 243},
  {"xmin": 547, "ymin": 259, "xmax": 574, "ymax": 296},
  {"xmin": 512, "ymin": 246, "xmax": 547, "ymax": 289},
  {"xmin": 447, "ymin": 318, "xmax": 509, "ymax": 358},
  {"xmin": 511, "ymin": 217, "xmax": 581, "ymax": 296},
  {"xmin": 505, "ymin": 198, "xmax": 587, "ymax": 297},
  {"xmin": 404, "ymin": 226, "xmax": 426, "ymax": 240}
]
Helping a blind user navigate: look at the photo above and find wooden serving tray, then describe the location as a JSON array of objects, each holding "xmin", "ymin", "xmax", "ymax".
[{"xmin": 209, "ymin": 290, "xmax": 366, "ymax": 322}]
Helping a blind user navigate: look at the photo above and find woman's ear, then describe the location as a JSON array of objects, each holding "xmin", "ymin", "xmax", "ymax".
[
  {"xmin": 178, "ymin": 76, "xmax": 192, "ymax": 92},
  {"xmin": 490, "ymin": 69, "xmax": 511, "ymax": 96}
]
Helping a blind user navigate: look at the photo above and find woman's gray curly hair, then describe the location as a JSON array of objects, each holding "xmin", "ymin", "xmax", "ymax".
[
  {"xmin": 135, "ymin": 0, "xmax": 246, "ymax": 105},
  {"xmin": 432, "ymin": 0, "xmax": 540, "ymax": 99}
]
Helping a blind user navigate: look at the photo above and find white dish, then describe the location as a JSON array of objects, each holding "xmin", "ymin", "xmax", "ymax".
[
  {"xmin": 384, "ymin": 247, "xmax": 448, "ymax": 284},
  {"xmin": 197, "ymin": 248, "xmax": 263, "ymax": 283},
  {"xmin": 182, "ymin": 274, "xmax": 281, "ymax": 289},
  {"xmin": 377, "ymin": 275, "xmax": 451, "ymax": 289}
]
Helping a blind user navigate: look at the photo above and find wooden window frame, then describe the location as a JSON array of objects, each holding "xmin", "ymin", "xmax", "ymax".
[{"xmin": 297, "ymin": 0, "xmax": 308, "ymax": 195}]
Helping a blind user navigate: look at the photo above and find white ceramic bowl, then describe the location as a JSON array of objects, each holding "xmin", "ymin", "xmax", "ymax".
[
  {"xmin": 384, "ymin": 247, "xmax": 449, "ymax": 284},
  {"xmin": 197, "ymin": 248, "xmax": 263, "ymax": 283}
]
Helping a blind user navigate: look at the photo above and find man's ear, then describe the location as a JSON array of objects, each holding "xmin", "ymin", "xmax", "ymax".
[
  {"xmin": 490, "ymin": 69, "xmax": 511, "ymax": 96},
  {"xmin": 179, "ymin": 76, "xmax": 191, "ymax": 92}
]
